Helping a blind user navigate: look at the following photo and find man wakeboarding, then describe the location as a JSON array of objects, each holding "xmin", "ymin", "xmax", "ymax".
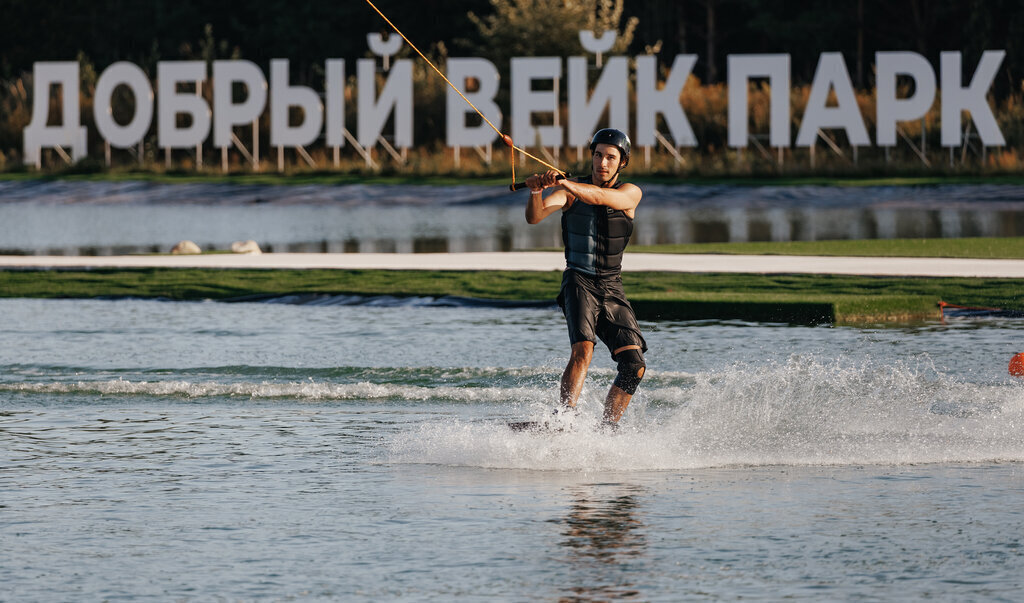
[{"xmin": 524, "ymin": 128, "xmax": 647, "ymax": 428}]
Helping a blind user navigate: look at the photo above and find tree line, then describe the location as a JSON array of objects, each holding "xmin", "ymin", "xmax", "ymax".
[
  {"xmin": 3, "ymin": 0, "xmax": 1023, "ymax": 173},
  {"xmin": 2, "ymin": 0, "xmax": 1022, "ymax": 96}
]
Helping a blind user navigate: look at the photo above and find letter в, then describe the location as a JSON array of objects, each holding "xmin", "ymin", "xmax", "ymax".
[{"xmin": 446, "ymin": 58, "xmax": 503, "ymax": 148}]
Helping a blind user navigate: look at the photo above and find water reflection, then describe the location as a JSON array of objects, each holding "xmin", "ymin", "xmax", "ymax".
[
  {"xmin": 556, "ymin": 483, "xmax": 648, "ymax": 601},
  {"xmin": 2, "ymin": 181, "xmax": 1024, "ymax": 255}
]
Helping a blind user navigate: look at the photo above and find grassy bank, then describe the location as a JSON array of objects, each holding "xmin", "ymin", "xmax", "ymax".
[
  {"xmin": 4, "ymin": 238, "xmax": 1023, "ymax": 324},
  {"xmin": 631, "ymin": 237, "xmax": 1024, "ymax": 259},
  {"xmin": 2, "ymin": 267, "xmax": 1021, "ymax": 325}
]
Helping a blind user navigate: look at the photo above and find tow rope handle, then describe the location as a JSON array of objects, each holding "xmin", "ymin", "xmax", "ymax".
[{"xmin": 509, "ymin": 174, "xmax": 568, "ymax": 192}]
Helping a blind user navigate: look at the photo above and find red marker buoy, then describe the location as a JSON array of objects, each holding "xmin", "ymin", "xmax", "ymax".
[{"xmin": 1010, "ymin": 353, "xmax": 1024, "ymax": 376}]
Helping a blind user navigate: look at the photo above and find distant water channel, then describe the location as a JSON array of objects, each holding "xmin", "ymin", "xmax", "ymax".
[{"xmin": 2, "ymin": 180, "xmax": 1024, "ymax": 255}]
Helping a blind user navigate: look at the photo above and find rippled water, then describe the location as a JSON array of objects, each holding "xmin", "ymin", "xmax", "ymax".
[{"xmin": 3, "ymin": 298, "xmax": 1024, "ymax": 599}]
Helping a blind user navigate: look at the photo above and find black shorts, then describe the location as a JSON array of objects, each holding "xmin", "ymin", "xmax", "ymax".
[{"xmin": 556, "ymin": 269, "xmax": 647, "ymax": 359}]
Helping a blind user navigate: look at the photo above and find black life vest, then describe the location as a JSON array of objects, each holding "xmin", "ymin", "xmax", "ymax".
[{"xmin": 561, "ymin": 176, "xmax": 633, "ymax": 276}]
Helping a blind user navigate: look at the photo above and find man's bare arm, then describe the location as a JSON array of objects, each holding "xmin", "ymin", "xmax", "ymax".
[
  {"xmin": 525, "ymin": 171, "xmax": 571, "ymax": 224},
  {"xmin": 559, "ymin": 179, "xmax": 641, "ymax": 213}
]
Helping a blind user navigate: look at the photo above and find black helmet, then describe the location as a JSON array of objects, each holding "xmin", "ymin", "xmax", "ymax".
[{"xmin": 589, "ymin": 128, "xmax": 631, "ymax": 168}]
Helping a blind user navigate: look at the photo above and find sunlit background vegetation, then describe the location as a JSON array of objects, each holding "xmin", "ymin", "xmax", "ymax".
[{"xmin": 2, "ymin": 0, "xmax": 1022, "ymax": 177}]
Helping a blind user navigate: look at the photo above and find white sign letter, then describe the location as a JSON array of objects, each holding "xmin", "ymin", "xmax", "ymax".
[
  {"xmin": 446, "ymin": 58, "xmax": 502, "ymax": 147},
  {"xmin": 212, "ymin": 60, "xmax": 267, "ymax": 149},
  {"xmin": 796, "ymin": 53, "xmax": 870, "ymax": 146},
  {"xmin": 23, "ymin": 62, "xmax": 87, "ymax": 166},
  {"xmin": 579, "ymin": 31, "xmax": 616, "ymax": 54},
  {"xmin": 511, "ymin": 57, "xmax": 563, "ymax": 148},
  {"xmin": 636, "ymin": 54, "xmax": 697, "ymax": 147},
  {"xmin": 567, "ymin": 56, "xmax": 629, "ymax": 147},
  {"xmin": 941, "ymin": 50, "xmax": 1006, "ymax": 147},
  {"xmin": 325, "ymin": 59, "xmax": 346, "ymax": 148},
  {"xmin": 728, "ymin": 54, "xmax": 790, "ymax": 147},
  {"xmin": 93, "ymin": 62, "xmax": 154, "ymax": 148},
  {"xmin": 875, "ymin": 51, "xmax": 936, "ymax": 147},
  {"xmin": 357, "ymin": 58, "xmax": 413, "ymax": 148},
  {"xmin": 270, "ymin": 59, "xmax": 323, "ymax": 148},
  {"xmin": 157, "ymin": 61, "xmax": 210, "ymax": 149}
]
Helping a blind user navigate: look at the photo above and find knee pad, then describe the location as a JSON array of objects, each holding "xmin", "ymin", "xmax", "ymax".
[{"xmin": 613, "ymin": 349, "xmax": 646, "ymax": 395}]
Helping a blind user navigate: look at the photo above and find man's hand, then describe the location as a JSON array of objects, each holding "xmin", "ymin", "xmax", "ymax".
[
  {"xmin": 526, "ymin": 170, "xmax": 562, "ymax": 192},
  {"xmin": 525, "ymin": 170, "xmax": 569, "ymax": 224}
]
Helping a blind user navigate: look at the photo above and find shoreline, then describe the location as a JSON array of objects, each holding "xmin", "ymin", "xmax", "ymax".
[
  {"xmin": 3, "ymin": 252, "xmax": 1024, "ymax": 278},
  {"xmin": 3, "ymin": 253, "xmax": 1024, "ymax": 325}
]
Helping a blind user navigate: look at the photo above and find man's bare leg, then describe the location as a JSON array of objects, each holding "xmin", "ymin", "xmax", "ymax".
[
  {"xmin": 603, "ymin": 344, "xmax": 644, "ymax": 424},
  {"xmin": 560, "ymin": 341, "xmax": 594, "ymax": 408},
  {"xmin": 603, "ymin": 385, "xmax": 633, "ymax": 423}
]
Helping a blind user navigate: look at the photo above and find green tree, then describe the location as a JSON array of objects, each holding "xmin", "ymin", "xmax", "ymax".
[{"xmin": 467, "ymin": 0, "xmax": 638, "ymax": 68}]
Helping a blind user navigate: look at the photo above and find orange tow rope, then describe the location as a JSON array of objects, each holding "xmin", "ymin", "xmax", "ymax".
[{"xmin": 363, "ymin": 0, "xmax": 566, "ymax": 184}]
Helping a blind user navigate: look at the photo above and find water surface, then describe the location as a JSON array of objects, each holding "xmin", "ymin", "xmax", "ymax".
[{"xmin": 2, "ymin": 298, "xmax": 1024, "ymax": 599}]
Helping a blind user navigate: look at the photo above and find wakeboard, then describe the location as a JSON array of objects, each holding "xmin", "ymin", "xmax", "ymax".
[
  {"xmin": 508, "ymin": 420, "xmax": 554, "ymax": 432},
  {"xmin": 507, "ymin": 420, "xmax": 577, "ymax": 433},
  {"xmin": 507, "ymin": 419, "xmax": 617, "ymax": 433}
]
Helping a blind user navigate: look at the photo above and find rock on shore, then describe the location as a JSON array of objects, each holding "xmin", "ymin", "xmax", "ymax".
[
  {"xmin": 171, "ymin": 240, "xmax": 201, "ymax": 254},
  {"xmin": 231, "ymin": 240, "xmax": 262, "ymax": 254}
]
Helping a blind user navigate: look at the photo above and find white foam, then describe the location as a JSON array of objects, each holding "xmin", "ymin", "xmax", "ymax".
[
  {"xmin": 0, "ymin": 378, "xmax": 548, "ymax": 404},
  {"xmin": 387, "ymin": 357, "xmax": 1024, "ymax": 471}
]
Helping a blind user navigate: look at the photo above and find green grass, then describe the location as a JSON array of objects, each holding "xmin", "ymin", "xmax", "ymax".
[
  {"xmin": 624, "ymin": 272, "xmax": 1023, "ymax": 324},
  {"xmin": 2, "ymin": 268, "xmax": 1021, "ymax": 325},
  {"xmin": 0, "ymin": 269, "xmax": 561, "ymax": 303},
  {"xmin": 631, "ymin": 237, "xmax": 1024, "ymax": 259}
]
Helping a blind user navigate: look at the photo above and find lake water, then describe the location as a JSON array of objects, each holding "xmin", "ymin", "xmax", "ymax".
[
  {"xmin": 2, "ymin": 180, "xmax": 1024, "ymax": 254},
  {"xmin": 2, "ymin": 297, "xmax": 1024, "ymax": 599}
]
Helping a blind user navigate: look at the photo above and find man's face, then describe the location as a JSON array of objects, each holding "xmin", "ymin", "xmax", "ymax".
[{"xmin": 592, "ymin": 143, "xmax": 622, "ymax": 182}]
